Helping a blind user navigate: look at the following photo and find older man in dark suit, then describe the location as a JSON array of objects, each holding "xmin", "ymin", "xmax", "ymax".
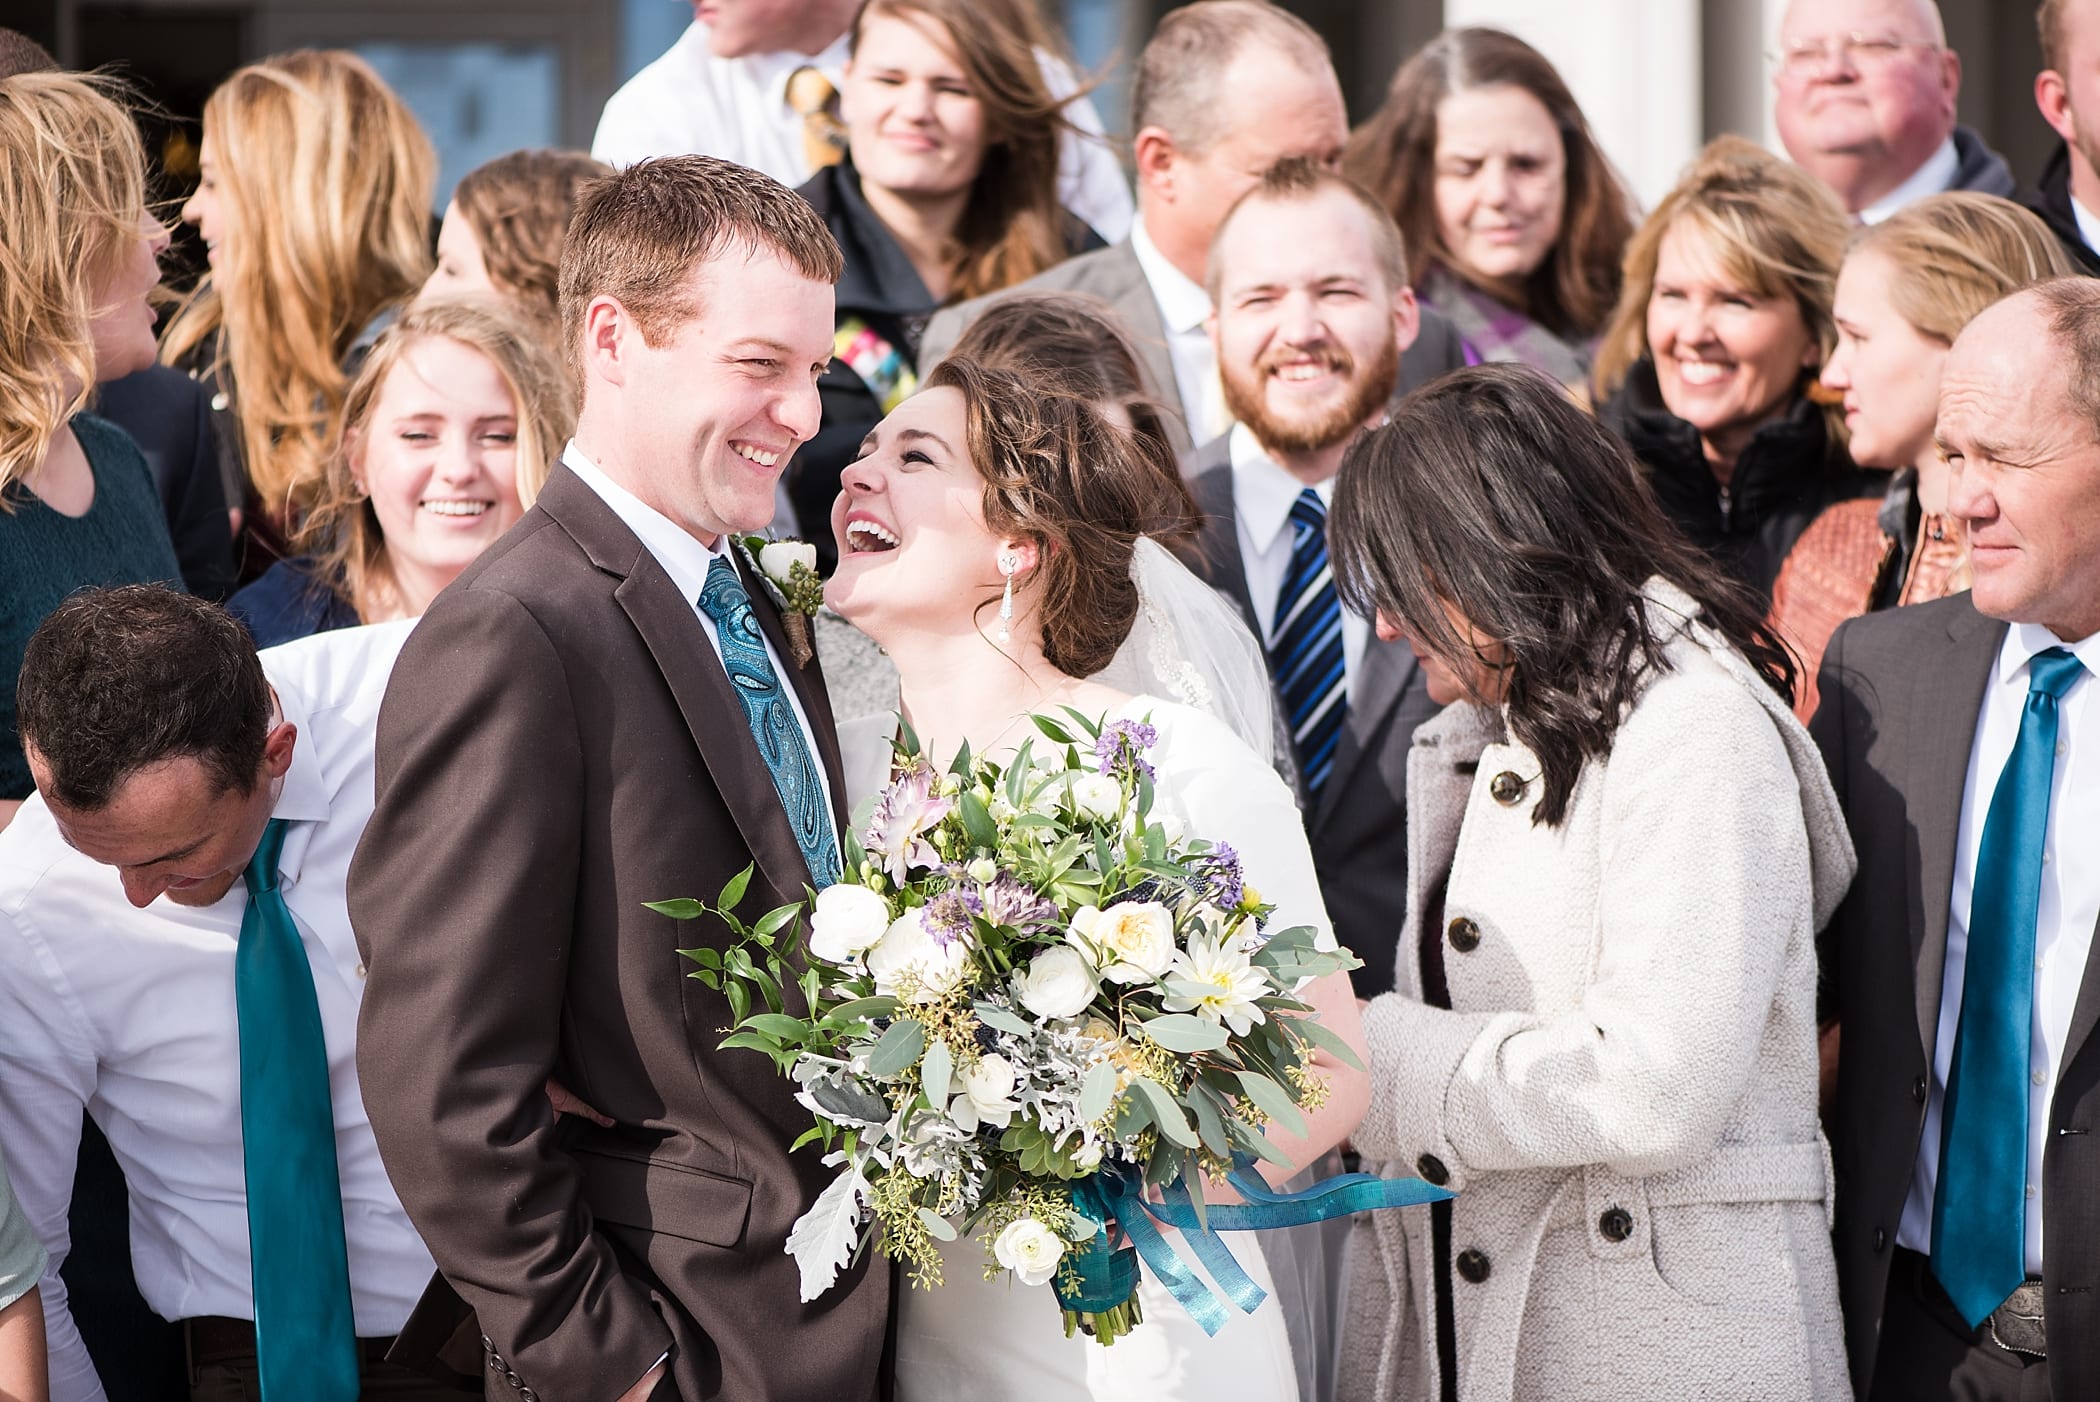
[
  {"xmin": 1815, "ymin": 278, "xmax": 2100, "ymax": 1400},
  {"xmin": 1185, "ymin": 159, "xmax": 1439, "ymax": 1002},
  {"xmin": 917, "ymin": 0, "xmax": 1464, "ymax": 461},
  {"xmin": 349, "ymin": 157, "xmax": 887, "ymax": 1402}
]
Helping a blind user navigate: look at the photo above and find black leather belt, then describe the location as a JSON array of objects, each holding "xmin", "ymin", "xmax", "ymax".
[{"xmin": 185, "ymin": 1316, "xmax": 398, "ymax": 1370}]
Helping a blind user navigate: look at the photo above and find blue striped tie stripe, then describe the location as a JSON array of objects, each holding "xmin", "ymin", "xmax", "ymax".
[{"xmin": 1270, "ymin": 489, "xmax": 1347, "ymax": 798}]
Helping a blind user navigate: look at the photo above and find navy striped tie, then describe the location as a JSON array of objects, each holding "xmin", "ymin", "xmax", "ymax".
[{"xmin": 1270, "ymin": 488, "xmax": 1347, "ymax": 799}]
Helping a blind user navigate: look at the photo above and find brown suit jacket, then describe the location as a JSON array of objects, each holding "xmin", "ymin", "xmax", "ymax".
[{"xmin": 349, "ymin": 465, "xmax": 888, "ymax": 1401}]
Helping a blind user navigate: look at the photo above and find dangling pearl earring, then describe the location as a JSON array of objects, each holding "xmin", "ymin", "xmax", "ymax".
[{"xmin": 997, "ymin": 552, "xmax": 1020, "ymax": 645}]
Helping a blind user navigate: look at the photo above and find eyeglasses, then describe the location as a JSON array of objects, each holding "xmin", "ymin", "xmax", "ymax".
[{"xmin": 1771, "ymin": 31, "xmax": 1940, "ymax": 77}]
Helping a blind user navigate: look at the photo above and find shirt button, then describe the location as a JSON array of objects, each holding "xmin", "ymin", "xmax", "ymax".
[
  {"xmin": 355, "ymin": 962, "xmax": 368, "ymax": 980},
  {"xmin": 2033, "ymin": 1069, "xmax": 2048, "ymax": 1087},
  {"xmin": 2028, "ymin": 1184, "xmax": 2039, "ymax": 1200}
]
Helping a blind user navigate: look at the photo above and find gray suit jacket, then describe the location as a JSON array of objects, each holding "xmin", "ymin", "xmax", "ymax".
[
  {"xmin": 919, "ymin": 238, "xmax": 1469, "ymax": 460},
  {"xmin": 1813, "ymin": 593, "xmax": 2100, "ymax": 1399},
  {"xmin": 1186, "ymin": 438, "xmax": 1442, "ymax": 997}
]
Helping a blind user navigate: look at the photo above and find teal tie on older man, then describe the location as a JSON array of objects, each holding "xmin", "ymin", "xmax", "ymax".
[
  {"xmin": 1932, "ymin": 646, "xmax": 2088, "ymax": 1328},
  {"xmin": 238, "ymin": 816, "xmax": 360, "ymax": 1401}
]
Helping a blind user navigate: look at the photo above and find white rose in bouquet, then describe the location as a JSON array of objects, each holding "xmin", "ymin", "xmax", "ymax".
[
  {"xmin": 1014, "ymin": 946, "xmax": 1099, "ymax": 1020},
  {"xmin": 1071, "ymin": 902, "xmax": 1176, "ymax": 984},
  {"xmin": 957, "ymin": 1053, "xmax": 1021, "ymax": 1129},
  {"xmin": 866, "ymin": 907, "xmax": 972, "ymax": 1001},
  {"xmin": 807, "ymin": 883, "xmax": 891, "ymax": 964},
  {"xmin": 993, "ymin": 1217, "xmax": 1068, "ymax": 1287},
  {"xmin": 1068, "ymin": 772, "xmax": 1124, "ymax": 822},
  {"xmin": 758, "ymin": 540, "xmax": 819, "ymax": 582}
]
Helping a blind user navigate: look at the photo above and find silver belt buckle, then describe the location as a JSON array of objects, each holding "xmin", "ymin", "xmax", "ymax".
[{"xmin": 1988, "ymin": 1280, "xmax": 2047, "ymax": 1359}]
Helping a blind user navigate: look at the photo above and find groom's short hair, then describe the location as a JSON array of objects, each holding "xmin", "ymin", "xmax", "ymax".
[{"xmin": 557, "ymin": 154, "xmax": 844, "ymax": 382}]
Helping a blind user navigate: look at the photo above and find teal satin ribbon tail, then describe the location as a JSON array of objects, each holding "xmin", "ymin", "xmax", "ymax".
[{"xmin": 1055, "ymin": 1155, "xmax": 1453, "ymax": 1336}]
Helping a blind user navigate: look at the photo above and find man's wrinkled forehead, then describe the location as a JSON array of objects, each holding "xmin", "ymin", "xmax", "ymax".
[{"xmin": 1780, "ymin": 0, "xmax": 1945, "ymax": 44}]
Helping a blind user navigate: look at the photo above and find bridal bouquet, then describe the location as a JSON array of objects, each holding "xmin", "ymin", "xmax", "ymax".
[{"xmin": 650, "ymin": 710, "xmax": 1376, "ymax": 1345}]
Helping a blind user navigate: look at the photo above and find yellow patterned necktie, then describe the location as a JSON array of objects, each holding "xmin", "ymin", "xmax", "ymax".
[{"xmin": 786, "ymin": 66, "xmax": 847, "ymax": 170}]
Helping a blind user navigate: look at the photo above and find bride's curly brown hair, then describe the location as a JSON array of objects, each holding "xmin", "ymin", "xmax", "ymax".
[{"xmin": 924, "ymin": 356, "xmax": 1199, "ymax": 677}]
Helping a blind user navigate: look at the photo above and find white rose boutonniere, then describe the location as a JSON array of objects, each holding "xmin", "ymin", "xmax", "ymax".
[{"xmin": 735, "ymin": 535, "xmax": 824, "ymax": 666}]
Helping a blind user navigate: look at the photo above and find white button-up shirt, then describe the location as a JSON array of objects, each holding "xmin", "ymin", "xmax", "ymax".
[
  {"xmin": 591, "ymin": 19, "xmax": 1134, "ymax": 243},
  {"xmin": 1900, "ymin": 622, "xmax": 2100, "ymax": 1274},
  {"xmin": 1131, "ymin": 214, "xmax": 1228, "ymax": 444},
  {"xmin": 1858, "ymin": 134, "xmax": 1961, "ymax": 224},
  {"xmin": 1227, "ymin": 424, "xmax": 1368, "ymax": 700},
  {"xmin": 0, "ymin": 622, "xmax": 435, "ymax": 1402}
]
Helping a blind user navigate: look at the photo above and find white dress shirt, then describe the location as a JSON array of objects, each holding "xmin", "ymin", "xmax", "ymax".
[
  {"xmin": 560, "ymin": 443, "xmax": 838, "ymax": 832},
  {"xmin": 1130, "ymin": 214, "xmax": 1228, "ymax": 443},
  {"xmin": 2074, "ymin": 195, "xmax": 2100, "ymax": 260},
  {"xmin": 0, "ymin": 622, "xmax": 435, "ymax": 1402},
  {"xmin": 1227, "ymin": 424, "xmax": 1369, "ymax": 700},
  {"xmin": 591, "ymin": 19, "xmax": 1134, "ymax": 243},
  {"xmin": 1858, "ymin": 134, "xmax": 1962, "ymax": 224},
  {"xmin": 1899, "ymin": 622, "xmax": 2100, "ymax": 1274}
]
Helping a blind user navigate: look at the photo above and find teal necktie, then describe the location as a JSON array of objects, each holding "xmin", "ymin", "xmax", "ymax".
[
  {"xmin": 1932, "ymin": 646, "xmax": 2088, "ymax": 1327},
  {"xmin": 697, "ymin": 556, "xmax": 841, "ymax": 888},
  {"xmin": 237, "ymin": 816, "xmax": 360, "ymax": 1400}
]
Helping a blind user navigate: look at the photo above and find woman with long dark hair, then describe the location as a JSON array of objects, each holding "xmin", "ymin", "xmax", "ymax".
[{"xmin": 1326, "ymin": 364, "xmax": 1853, "ymax": 1401}]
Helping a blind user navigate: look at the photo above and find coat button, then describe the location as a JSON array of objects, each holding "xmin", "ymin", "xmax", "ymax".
[
  {"xmin": 1446, "ymin": 917, "xmax": 1481, "ymax": 953},
  {"xmin": 1455, "ymin": 1248, "xmax": 1490, "ymax": 1283},
  {"xmin": 1488, "ymin": 771, "xmax": 1525, "ymax": 805},
  {"xmin": 1873, "ymin": 1227, "xmax": 1888, "ymax": 1251},
  {"xmin": 1416, "ymin": 1154, "xmax": 1449, "ymax": 1186},
  {"xmin": 1912, "ymin": 1075, "xmax": 1927, "ymax": 1104},
  {"xmin": 1598, "ymin": 1207, "xmax": 1633, "ymax": 1242}
]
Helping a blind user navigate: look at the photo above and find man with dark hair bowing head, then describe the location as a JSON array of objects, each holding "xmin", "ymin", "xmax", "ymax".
[
  {"xmin": 349, "ymin": 156, "xmax": 885, "ymax": 1402},
  {"xmin": 1817, "ymin": 278, "xmax": 2100, "ymax": 1399}
]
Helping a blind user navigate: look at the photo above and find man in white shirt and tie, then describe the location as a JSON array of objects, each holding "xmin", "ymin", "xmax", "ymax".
[
  {"xmin": 0, "ymin": 587, "xmax": 441, "ymax": 1402},
  {"xmin": 593, "ymin": 0, "xmax": 1133, "ymax": 242}
]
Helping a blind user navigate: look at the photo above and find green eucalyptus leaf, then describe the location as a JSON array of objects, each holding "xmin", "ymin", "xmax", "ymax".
[
  {"xmin": 920, "ymin": 1036, "xmax": 953, "ymax": 1104},
  {"xmin": 1288, "ymin": 1015, "xmax": 1368, "ymax": 1071},
  {"xmin": 1141, "ymin": 1014, "xmax": 1230, "ymax": 1053},
  {"xmin": 1235, "ymin": 1070, "xmax": 1308, "ymax": 1138},
  {"xmin": 917, "ymin": 1207, "xmax": 959, "ymax": 1241},
  {"xmin": 1182, "ymin": 1159, "xmax": 1208, "ymax": 1231},
  {"xmin": 1229, "ymin": 1117, "xmax": 1297, "ymax": 1168},
  {"xmin": 717, "ymin": 864, "xmax": 755, "ymax": 913},
  {"xmin": 1132, "ymin": 1076, "xmax": 1199, "ymax": 1148},
  {"xmin": 1080, "ymin": 1059, "xmax": 1120, "ymax": 1123},
  {"xmin": 647, "ymin": 898, "xmax": 708, "ymax": 920},
  {"xmin": 1065, "ymin": 1211, "xmax": 1099, "ymax": 1241},
  {"xmin": 868, "ymin": 1018, "xmax": 926, "ymax": 1077},
  {"xmin": 1189, "ymin": 1086, "xmax": 1233, "ymax": 1157},
  {"xmin": 972, "ymin": 1002, "xmax": 1034, "ymax": 1037}
]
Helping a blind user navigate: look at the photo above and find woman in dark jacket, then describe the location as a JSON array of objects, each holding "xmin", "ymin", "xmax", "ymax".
[
  {"xmin": 790, "ymin": 0, "xmax": 1100, "ymax": 562},
  {"xmin": 1596, "ymin": 136, "xmax": 1884, "ymax": 602}
]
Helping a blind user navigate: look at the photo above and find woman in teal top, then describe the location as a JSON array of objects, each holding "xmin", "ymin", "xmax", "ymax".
[
  {"xmin": 0, "ymin": 1139, "xmax": 48, "ymax": 1402},
  {"xmin": 0, "ymin": 74, "xmax": 184, "ymax": 824}
]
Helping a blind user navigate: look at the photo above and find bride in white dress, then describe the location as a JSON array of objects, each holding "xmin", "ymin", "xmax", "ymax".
[{"xmin": 822, "ymin": 357, "xmax": 1371, "ymax": 1402}]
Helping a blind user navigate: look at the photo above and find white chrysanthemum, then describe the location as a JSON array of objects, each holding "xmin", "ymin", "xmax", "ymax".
[{"xmin": 1163, "ymin": 932, "xmax": 1271, "ymax": 1035}]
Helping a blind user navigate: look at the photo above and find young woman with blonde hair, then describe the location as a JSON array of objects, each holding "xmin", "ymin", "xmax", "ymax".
[
  {"xmin": 162, "ymin": 48, "xmax": 435, "ymax": 568},
  {"xmin": 0, "ymin": 71, "xmax": 183, "ymax": 826},
  {"xmin": 226, "ymin": 297, "xmax": 572, "ymax": 646}
]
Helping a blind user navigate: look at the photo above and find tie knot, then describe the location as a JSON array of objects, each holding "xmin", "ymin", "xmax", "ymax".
[
  {"xmin": 2029, "ymin": 647, "xmax": 2087, "ymax": 702},
  {"xmin": 696, "ymin": 555, "xmax": 749, "ymax": 625},
  {"xmin": 785, "ymin": 65, "xmax": 837, "ymax": 117},
  {"xmin": 246, "ymin": 816, "xmax": 288, "ymax": 897},
  {"xmin": 1289, "ymin": 488, "xmax": 1326, "ymax": 530}
]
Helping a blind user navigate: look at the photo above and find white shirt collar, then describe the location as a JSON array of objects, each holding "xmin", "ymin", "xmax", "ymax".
[
  {"xmin": 1129, "ymin": 215, "xmax": 1212, "ymax": 335},
  {"xmin": 1859, "ymin": 134, "xmax": 1961, "ymax": 225},
  {"xmin": 1997, "ymin": 619, "xmax": 2100, "ymax": 690},
  {"xmin": 561, "ymin": 442, "xmax": 729, "ymax": 606},
  {"xmin": 673, "ymin": 19, "xmax": 851, "ymax": 110},
  {"xmin": 1228, "ymin": 422, "xmax": 1331, "ymax": 556},
  {"xmin": 2073, "ymin": 196, "xmax": 2100, "ymax": 259}
]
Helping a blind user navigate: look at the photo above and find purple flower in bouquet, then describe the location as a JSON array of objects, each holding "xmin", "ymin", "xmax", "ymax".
[
  {"xmin": 1093, "ymin": 719, "xmax": 1158, "ymax": 784},
  {"xmin": 865, "ymin": 760, "xmax": 953, "ymax": 881},
  {"xmin": 922, "ymin": 889, "xmax": 982, "ymax": 948},
  {"xmin": 979, "ymin": 871, "xmax": 1059, "ymax": 930},
  {"xmin": 1198, "ymin": 842, "xmax": 1244, "ymax": 910}
]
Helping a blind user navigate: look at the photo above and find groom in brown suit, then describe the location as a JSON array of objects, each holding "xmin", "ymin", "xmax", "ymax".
[{"xmin": 349, "ymin": 156, "xmax": 887, "ymax": 1401}]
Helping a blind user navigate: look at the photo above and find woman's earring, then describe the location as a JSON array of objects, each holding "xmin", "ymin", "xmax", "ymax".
[{"xmin": 997, "ymin": 552, "xmax": 1019, "ymax": 645}]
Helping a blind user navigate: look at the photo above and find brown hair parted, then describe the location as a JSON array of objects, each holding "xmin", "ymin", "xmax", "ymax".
[
  {"xmin": 0, "ymin": 71, "xmax": 155, "ymax": 500},
  {"xmin": 1328, "ymin": 363, "xmax": 1795, "ymax": 827},
  {"xmin": 926, "ymin": 356, "xmax": 1199, "ymax": 676},
  {"xmin": 1130, "ymin": 0, "xmax": 1332, "ymax": 154},
  {"xmin": 297, "ymin": 297, "xmax": 575, "ymax": 622},
  {"xmin": 1850, "ymin": 191, "xmax": 2077, "ymax": 346},
  {"xmin": 1205, "ymin": 157, "xmax": 1410, "ymax": 301},
  {"xmin": 1594, "ymin": 135, "xmax": 1849, "ymax": 409},
  {"xmin": 452, "ymin": 149, "xmax": 612, "ymax": 328},
  {"xmin": 558, "ymin": 154, "xmax": 844, "ymax": 385},
  {"xmin": 851, "ymin": 0, "xmax": 1081, "ymax": 303},
  {"xmin": 2025, "ymin": 275, "xmax": 2100, "ymax": 443},
  {"xmin": 1343, "ymin": 26, "xmax": 1635, "ymax": 339},
  {"xmin": 17, "ymin": 584, "xmax": 270, "ymax": 811},
  {"xmin": 159, "ymin": 50, "xmax": 436, "ymax": 527}
]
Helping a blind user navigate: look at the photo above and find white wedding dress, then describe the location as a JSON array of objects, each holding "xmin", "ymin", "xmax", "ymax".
[{"xmin": 841, "ymin": 696, "xmax": 1336, "ymax": 1402}]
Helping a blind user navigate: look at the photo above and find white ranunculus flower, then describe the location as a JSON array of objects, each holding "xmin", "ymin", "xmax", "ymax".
[
  {"xmin": 1069, "ymin": 772, "xmax": 1124, "ymax": 822},
  {"xmin": 966, "ymin": 856, "xmax": 1000, "ymax": 884},
  {"xmin": 1071, "ymin": 901, "xmax": 1176, "ymax": 984},
  {"xmin": 1014, "ymin": 946, "xmax": 1100, "ymax": 1020},
  {"xmin": 866, "ymin": 908, "xmax": 972, "ymax": 1002},
  {"xmin": 958, "ymin": 1053, "xmax": 1021, "ymax": 1129},
  {"xmin": 994, "ymin": 1217, "xmax": 1068, "ymax": 1287},
  {"xmin": 759, "ymin": 540, "xmax": 818, "ymax": 583},
  {"xmin": 807, "ymin": 883, "xmax": 891, "ymax": 963}
]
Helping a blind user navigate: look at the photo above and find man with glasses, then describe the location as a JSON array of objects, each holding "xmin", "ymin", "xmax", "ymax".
[{"xmin": 1773, "ymin": 0, "xmax": 2013, "ymax": 222}]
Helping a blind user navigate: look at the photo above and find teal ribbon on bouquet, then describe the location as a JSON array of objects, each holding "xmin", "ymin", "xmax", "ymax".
[{"xmin": 1060, "ymin": 1154, "xmax": 1453, "ymax": 1335}]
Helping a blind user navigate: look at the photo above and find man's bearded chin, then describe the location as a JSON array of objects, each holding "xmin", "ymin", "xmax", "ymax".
[{"xmin": 1221, "ymin": 336, "xmax": 1401, "ymax": 457}]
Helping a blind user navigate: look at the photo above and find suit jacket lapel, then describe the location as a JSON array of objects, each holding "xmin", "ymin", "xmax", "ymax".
[
  {"xmin": 1192, "ymin": 464, "xmax": 1258, "ymax": 629},
  {"xmin": 1104, "ymin": 243, "xmax": 1192, "ymax": 457},
  {"xmin": 1909, "ymin": 600, "xmax": 2007, "ymax": 1064},
  {"xmin": 1315, "ymin": 637, "xmax": 1422, "ymax": 835}
]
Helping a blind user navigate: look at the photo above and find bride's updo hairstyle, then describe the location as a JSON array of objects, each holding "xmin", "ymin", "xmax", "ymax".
[{"xmin": 924, "ymin": 355, "xmax": 1197, "ymax": 677}]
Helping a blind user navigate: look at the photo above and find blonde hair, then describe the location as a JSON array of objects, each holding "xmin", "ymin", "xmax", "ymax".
[
  {"xmin": 0, "ymin": 72, "xmax": 153, "ymax": 499},
  {"xmin": 452, "ymin": 148, "xmax": 610, "ymax": 328},
  {"xmin": 299, "ymin": 297, "xmax": 572, "ymax": 622},
  {"xmin": 1595, "ymin": 136, "xmax": 1849, "ymax": 408},
  {"xmin": 1851, "ymin": 192, "xmax": 2077, "ymax": 345},
  {"xmin": 160, "ymin": 50, "xmax": 435, "ymax": 527}
]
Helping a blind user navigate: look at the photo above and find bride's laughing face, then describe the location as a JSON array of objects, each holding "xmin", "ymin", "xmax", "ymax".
[{"xmin": 828, "ymin": 386, "xmax": 1008, "ymax": 640}]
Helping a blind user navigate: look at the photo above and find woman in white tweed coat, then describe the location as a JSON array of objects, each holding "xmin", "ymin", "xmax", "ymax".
[{"xmin": 1324, "ymin": 366, "xmax": 1856, "ymax": 1401}]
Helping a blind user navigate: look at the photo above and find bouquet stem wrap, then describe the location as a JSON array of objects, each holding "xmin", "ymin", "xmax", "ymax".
[{"xmin": 1059, "ymin": 1154, "xmax": 1454, "ymax": 1339}]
